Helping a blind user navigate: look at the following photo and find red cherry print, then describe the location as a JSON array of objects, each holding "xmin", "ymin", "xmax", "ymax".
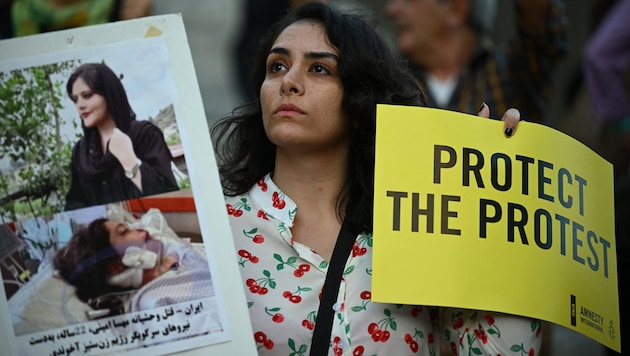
[
  {"xmin": 249, "ymin": 256, "xmax": 260, "ymax": 263},
  {"xmin": 289, "ymin": 295, "xmax": 302, "ymax": 303},
  {"xmin": 294, "ymin": 269, "xmax": 304, "ymax": 277},
  {"xmin": 359, "ymin": 247, "xmax": 367, "ymax": 255},
  {"xmin": 233, "ymin": 209, "xmax": 243, "ymax": 217},
  {"xmin": 453, "ymin": 317, "xmax": 464, "ymax": 329},
  {"xmin": 257, "ymin": 178, "xmax": 268, "ymax": 192},
  {"xmin": 254, "ymin": 331, "xmax": 267, "ymax": 343},
  {"xmin": 252, "ymin": 234, "xmax": 264, "ymax": 243},
  {"xmin": 263, "ymin": 339, "xmax": 274, "ymax": 350},
  {"xmin": 301, "ymin": 320, "xmax": 314, "ymax": 330},
  {"xmin": 282, "ymin": 291, "xmax": 292, "ymax": 298},
  {"xmin": 371, "ymin": 330, "xmax": 382, "ymax": 342},
  {"xmin": 298, "ymin": 264, "xmax": 310, "ymax": 272},
  {"xmin": 258, "ymin": 287, "xmax": 268, "ymax": 295},
  {"xmin": 485, "ymin": 315, "xmax": 495, "ymax": 326},
  {"xmin": 257, "ymin": 209, "xmax": 269, "ymax": 220},
  {"xmin": 529, "ymin": 348, "xmax": 535, "ymax": 356},
  {"xmin": 272, "ymin": 191, "xmax": 279, "ymax": 200},
  {"xmin": 272, "ymin": 313, "xmax": 284, "ymax": 323},
  {"xmin": 250, "ymin": 285, "xmax": 261, "ymax": 293},
  {"xmin": 353, "ymin": 345, "xmax": 365, "ymax": 356},
  {"xmin": 404, "ymin": 333, "xmax": 413, "ymax": 344},
  {"xmin": 450, "ymin": 341, "xmax": 457, "ymax": 354},
  {"xmin": 380, "ymin": 330, "xmax": 390, "ymax": 342},
  {"xmin": 410, "ymin": 340, "xmax": 419, "ymax": 353},
  {"xmin": 238, "ymin": 249, "xmax": 251, "ymax": 258},
  {"xmin": 277, "ymin": 199, "xmax": 286, "ymax": 209},
  {"xmin": 428, "ymin": 333, "xmax": 434, "ymax": 344},
  {"xmin": 360, "ymin": 291, "xmax": 371, "ymax": 300},
  {"xmin": 411, "ymin": 306, "xmax": 422, "ymax": 317},
  {"xmin": 245, "ymin": 278, "xmax": 256, "ymax": 287},
  {"xmin": 367, "ymin": 322, "xmax": 379, "ymax": 334},
  {"xmin": 226, "ymin": 204, "xmax": 235, "ymax": 215}
]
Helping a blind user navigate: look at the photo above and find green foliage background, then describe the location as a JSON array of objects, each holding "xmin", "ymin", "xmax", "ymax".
[{"xmin": 0, "ymin": 60, "xmax": 80, "ymax": 223}]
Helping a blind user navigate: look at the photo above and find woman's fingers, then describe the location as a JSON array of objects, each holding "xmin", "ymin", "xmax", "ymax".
[
  {"xmin": 501, "ymin": 108, "xmax": 521, "ymax": 137},
  {"xmin": 478, "ymin": 103, "xmax": 521, "ymax": 137},
  {"xmin": 477, "ymin": 102, "xmax": 490, "ymax": 118}
]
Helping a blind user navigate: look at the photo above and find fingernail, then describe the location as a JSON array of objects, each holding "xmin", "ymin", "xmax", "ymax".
[
  {"xmin": 479, "ymin": 102, "xmax": 486, "ymax": 112},
  {"xmin": 504, "ymin": 127, "xmax": 513, "ymax": 137}
]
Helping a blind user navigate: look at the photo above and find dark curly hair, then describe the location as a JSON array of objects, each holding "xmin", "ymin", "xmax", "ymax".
[
  {"xmin": 53, "ymin": 218, "xmax": 127, "ymax": 302},
  {"xmin": 211, "ymin": 2, "xmax": 426, "ymax": 234}
]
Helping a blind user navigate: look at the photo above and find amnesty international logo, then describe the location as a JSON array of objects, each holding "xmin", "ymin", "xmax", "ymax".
[
  {"xmin": 571, "ymin": 294, "xmax": 616, "ymax": 340},
  {"xmin": 608, "ymin": 320, "xmax": 616, "ymax": 340}
]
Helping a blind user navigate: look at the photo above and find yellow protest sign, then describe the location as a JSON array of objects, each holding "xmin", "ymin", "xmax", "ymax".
[{"xmin": 372, "ymin": 104, "xmax": 621, "ymax": 352}]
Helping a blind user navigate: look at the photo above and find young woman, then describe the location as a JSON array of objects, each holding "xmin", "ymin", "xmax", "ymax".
[
  {"xmin": 64, "ymin": 63, "xmax": 179, "ymax": 211},
  {"xmin": 212, "ymin": 2, "xmax": 528, "ymax": 355}
]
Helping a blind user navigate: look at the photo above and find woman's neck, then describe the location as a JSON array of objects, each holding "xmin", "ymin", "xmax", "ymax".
[
  {"xmin": 272, "ymin": 148, "xmax": 349, "ymax": 261},
  {"xmin": 272, "ymin": 148, "xmax": 348, "ymax": 212}
]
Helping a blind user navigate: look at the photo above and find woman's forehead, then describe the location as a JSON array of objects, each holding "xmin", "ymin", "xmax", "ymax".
[{"xmin": 273, "ymin": 20, "xmax": 337, "ymax": 54}]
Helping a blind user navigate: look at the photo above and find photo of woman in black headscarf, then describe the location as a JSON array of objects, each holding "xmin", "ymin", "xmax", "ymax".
[{"xmin": 64, "ymin": 62, "xmax": 179, "ymax": 211}]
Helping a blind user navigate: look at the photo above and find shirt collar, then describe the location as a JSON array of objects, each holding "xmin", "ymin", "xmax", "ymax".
[{"xmin": 249, "ymin": 173, "xmax": 298, "ymax": 228}]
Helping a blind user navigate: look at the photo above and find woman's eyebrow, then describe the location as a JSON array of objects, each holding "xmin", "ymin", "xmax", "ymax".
[
  {"xmin": 305, "ymin": 51, "xmax": 338, "ymax": 61},
  {"xmin": 269, "ymin": 47, "xmax": 338, "ymax": 61}
]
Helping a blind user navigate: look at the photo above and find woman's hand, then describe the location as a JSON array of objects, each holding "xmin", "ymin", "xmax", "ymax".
[
  {"xmin": 109, "ymin": 128, "xmax": 143, "ymax": 190},
  {"xmin": 108, "ymin": 128, "xmax": 138, "ymax": 167},
  {"xmin": 478, "ymin": 103, "xmax": 521, "ymax": 137}
]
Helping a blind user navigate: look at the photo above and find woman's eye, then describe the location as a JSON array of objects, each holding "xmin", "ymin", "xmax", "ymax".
[
  {"xmin": 311, "ymin": 64, "xmax": 329, "ymax": 74},
  {"xmin": 269, "ymin": 61, "xmax": 286, "ymax": 73}
]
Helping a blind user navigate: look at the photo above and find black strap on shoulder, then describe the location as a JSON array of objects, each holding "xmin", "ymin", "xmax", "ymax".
[{"xmin": 309, "ymin": 221, "xmax": 357, "ymax": 356}]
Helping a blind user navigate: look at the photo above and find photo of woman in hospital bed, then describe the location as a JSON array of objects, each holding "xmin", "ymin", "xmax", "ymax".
[
  {"xmin": 4, "ymin": 198, "xmax": 218, "ymax": 337},
  {"xmin": 53, "ymin": 211, "xmax": 212, "ymax": 317}
]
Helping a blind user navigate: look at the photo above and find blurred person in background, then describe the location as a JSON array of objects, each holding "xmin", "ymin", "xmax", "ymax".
[
  {"xmin": 10, "ymin": 0, "xmax": 152, "ymax": 37},
  {"xmin": 583, "ymin": 1, "xmax": 630, "ymax": 354},
  {"xmin": 385, "ymin": 0, "xmax": 568, "ymax": 123}
]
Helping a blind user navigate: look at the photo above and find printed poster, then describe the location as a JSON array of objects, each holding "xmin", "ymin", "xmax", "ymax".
[
  {"xmin": 372, "ymin": 105, "xmax": 621, "ymax": 352},
  {"xmin": 0, "ymin": 15, "xmax": 256, "ymax": 355}
]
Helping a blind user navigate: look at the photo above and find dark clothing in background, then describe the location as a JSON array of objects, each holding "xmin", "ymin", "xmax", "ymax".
[{"xmin": 409, "ymin": 0, "xmax": 568, "ymax": 123}]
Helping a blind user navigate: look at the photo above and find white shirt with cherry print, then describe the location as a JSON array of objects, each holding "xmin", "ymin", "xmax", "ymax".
[{"xmin": 226, "ymin": 174, "xmax": 543, "ymax": 355}]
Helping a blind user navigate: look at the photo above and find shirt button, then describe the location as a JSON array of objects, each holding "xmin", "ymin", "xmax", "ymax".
[
  {"xmin": 332, "ymin": 302, "xmax": 341, "ymax": 312},
  {"xmin": 338, "ymin": 340, "xmax": 345, "ymax": 349}
]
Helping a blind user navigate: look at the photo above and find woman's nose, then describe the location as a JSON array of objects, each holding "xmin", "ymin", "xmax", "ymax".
[
  {"xmin": 75, "ymin": 98, "xmax": 85, "ymax": 108},
  {"xmin": 280, "ymin": 67, "xmax": 304, "ymax": 95}
]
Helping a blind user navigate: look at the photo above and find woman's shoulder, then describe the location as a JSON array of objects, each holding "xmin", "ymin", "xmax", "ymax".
[
  {"xmin": 129, "ymin": 119, "xmax": 160, "ymax": 131},
  {"xmin": 128, "ymin": 120, "xmax": 165, "ymax": 142}
]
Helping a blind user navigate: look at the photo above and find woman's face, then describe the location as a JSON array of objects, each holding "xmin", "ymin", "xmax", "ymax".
[
  {"xmin": 71, "ymin": 77, "xmax": 113, "ymax": 128},
  {"xmin": 105, "ymin": 221, "xmax": 150, "ymax": 253},
  {"xmin": 260, "ymin": 20, "xmax": 350, "ymax": 154}
]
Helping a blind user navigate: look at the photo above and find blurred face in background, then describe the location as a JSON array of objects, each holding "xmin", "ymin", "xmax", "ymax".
[{"xmin": 386, "ymin": 0, "xmax": 450, "ymax": 61}]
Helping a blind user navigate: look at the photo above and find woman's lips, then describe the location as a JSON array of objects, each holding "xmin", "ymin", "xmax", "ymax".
[{"xmin": 274, "ymin": 103, "xmax": 305, "ymax": 116}]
